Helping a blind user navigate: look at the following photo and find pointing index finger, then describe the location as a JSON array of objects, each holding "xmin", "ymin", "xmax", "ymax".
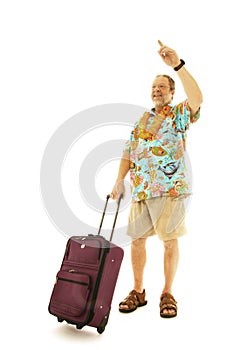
[{"xmin": 158, "ymin": 40, "xmax": 164, "ymax": 47}]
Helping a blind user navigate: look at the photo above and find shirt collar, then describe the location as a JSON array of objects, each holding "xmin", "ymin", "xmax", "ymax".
[{"xmin": 151, "ymin": 103, "xmax": 173, "ymax": 115}]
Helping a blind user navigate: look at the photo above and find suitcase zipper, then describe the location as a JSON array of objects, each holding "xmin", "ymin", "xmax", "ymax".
[
  {"xmin": 56, "ymin": 270, "xmax": 91, "ymax": 287},
  {"xmin": 64, "ymin": 262, "xmax": 99, "ymax": 270},
  {"xmin": 57, "ymin": 277, "xmax": 89, "ymax": 287},
  {"xmin": 68, "ymin": 269, "xmax": 91, "ymax": 276},
  {"xmin": 67, "ymin": 237, "xmax": 109, "ymax": 261}
]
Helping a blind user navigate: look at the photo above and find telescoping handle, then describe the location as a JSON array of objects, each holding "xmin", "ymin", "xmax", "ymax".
[{"xmin": 97, "ymin": 193, "xmax": 123, "ymax": 242}]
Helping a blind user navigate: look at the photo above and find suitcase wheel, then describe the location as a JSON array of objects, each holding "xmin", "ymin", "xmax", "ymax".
[
  {"xmin": 76, "ymin": 324, "xmax": 83, "ymax": 330},
  {"xmin": 57, "ymin": 317, "xmax": 64, "ymax": 323},
  {"xmin": 97, "ymin": 327, "xmax": 105, "ymax": 334}
]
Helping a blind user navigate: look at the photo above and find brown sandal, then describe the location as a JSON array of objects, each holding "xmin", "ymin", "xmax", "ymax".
[
  {"xmin": 119, "ymin": 289, "xmax": 147, "ymax": 313},
  {"xmin": 160, "ymin": 293, "xmax": 178, "ymax": 318}
]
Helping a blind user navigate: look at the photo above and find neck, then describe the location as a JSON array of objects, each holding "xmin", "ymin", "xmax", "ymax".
[
  {"xmin": 153, "ymin": 100, "xmax": 172, "ymax": 114},
  {"xmin": 154, "ymin": 106, "xmax": 163, "ymax": 114}
]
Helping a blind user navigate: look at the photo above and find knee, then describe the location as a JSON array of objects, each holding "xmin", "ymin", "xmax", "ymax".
[
  {"xmin": 132, "ymin": 237, "xmax": 147, "ymax": 249},
  {"xmin": 163, "ymin": 239, "xmax": 178, "ymax": 250}
]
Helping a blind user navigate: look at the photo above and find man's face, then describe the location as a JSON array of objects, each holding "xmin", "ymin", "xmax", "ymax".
[{"xmin": 151, "ymin": 76, "xmax": 174, "ymax": 107}]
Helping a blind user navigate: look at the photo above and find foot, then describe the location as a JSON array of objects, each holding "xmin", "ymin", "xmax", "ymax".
[
  {"xmin": 119, "ymin": 289, "xmax": 147, "ymax": 313},
  {"xmin": 160, "ymin": 293, "xmax": 177, "ymax": 318}
]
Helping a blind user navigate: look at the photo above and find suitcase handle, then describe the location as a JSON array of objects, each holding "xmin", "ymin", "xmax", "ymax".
[{"xmin": 97, "ymin": 193, "xmax": 123, "ymax": 241}]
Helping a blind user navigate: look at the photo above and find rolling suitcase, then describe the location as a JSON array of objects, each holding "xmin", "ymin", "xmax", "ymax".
[{"xmin": 48, "ymin": 194, "xmax": 124, "ymax": 334}]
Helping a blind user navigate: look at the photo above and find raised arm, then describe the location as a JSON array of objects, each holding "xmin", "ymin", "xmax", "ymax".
[{"xmin": 158, "ymin": 40, "xmax": 203, "ymax": 115}]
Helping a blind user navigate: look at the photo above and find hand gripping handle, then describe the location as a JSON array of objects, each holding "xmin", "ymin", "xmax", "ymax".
[{"xmin": 97, "ymin": 193, "xmax": 123, "ymax": 241}]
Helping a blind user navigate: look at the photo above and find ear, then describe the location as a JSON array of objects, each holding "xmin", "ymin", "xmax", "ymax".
[{"xmin": 170, "ymin": 89, "xmax": 175, "ymax": 100}]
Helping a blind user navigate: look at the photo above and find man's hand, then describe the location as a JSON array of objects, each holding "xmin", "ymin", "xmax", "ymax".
[
  {"xmin": 158, "ymin": 40, "xmax": 180, "ymax": 68},
  {"xmin": 110, "ymin": 180, "xmax": 125, "ymax": 201},
  {"xmin": 158, "ymin": 40, "xmax": 203, "ymax": 115}
]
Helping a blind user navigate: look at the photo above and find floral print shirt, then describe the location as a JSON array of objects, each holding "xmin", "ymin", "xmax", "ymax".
[{"xmin": 124, "ymin": 100, "xmax": 200, "ymax": 202}]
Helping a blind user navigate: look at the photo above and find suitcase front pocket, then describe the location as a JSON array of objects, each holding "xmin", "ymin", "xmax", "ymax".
[
  {"xmin": 50, "ymin": 270, "xmax": 91, "ymax": 317},
  {"xmin": 67, "ymin": 239, "xmax": 103, "ymax": 264}
]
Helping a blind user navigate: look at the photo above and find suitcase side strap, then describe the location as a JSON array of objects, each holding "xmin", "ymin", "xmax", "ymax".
[{"xmin": 75, "ymin": 244, "xmax": 109, "ymax": 328}]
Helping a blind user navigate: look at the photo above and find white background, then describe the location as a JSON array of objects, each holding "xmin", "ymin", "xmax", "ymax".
[{"xmin": 1, "ymin": 0, "xmax": 233, "ymax": 349}]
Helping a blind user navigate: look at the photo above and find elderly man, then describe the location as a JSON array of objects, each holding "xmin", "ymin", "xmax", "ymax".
[{"xmin": 111, "ymin": 40, "xmax": 203, "ymax": 317}]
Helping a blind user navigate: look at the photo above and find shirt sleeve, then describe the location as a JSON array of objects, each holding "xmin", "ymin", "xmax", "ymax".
[
  {"xmin": 123, "ymin": 122, "xmax": 137, "ymax": 153},
  {"xmin": 184, "ymin": 99, "xmax": 200, "ymax": 124},
  {"xmin": 190, "ymin": 107, "xmax": 200, "ymax": 124},
  {"xmin": 123, "ymin": 130, "xmax": 133, "ymax": 152},
  {"xmin": 123, "ymin": 139, "xmax": 131, "ymax": 153},
  {"xmin": 174, "ymin": 100, "xmax": 200, "ymax": 132}
]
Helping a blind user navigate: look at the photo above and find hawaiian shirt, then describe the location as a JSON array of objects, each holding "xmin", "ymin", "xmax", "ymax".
[{"xmin": 124, "ymin": 100, "xmax": 200, "ymax": 202}]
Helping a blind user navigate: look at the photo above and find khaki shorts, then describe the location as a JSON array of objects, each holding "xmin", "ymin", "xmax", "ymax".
[{"xmin": 127, "ymin": 196, "xmax": 187, "ymax": 241}]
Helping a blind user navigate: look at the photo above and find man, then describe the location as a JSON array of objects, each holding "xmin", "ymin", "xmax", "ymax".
[{"xmin": 110, "ymin": 40, "xmax": 203, "ymax": 318}]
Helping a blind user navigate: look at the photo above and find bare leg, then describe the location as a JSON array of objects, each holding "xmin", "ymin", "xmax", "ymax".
[
  {"xmin": 131, "ymin": 237, "xmax": 147, "ymax": 293},
  {"xmin": 162, "ymin": 239, "xmax": 179, "ymax": 315},
  {"xmin": 119, "ymin": 237, "xmax": 147, "ymax": 311}
]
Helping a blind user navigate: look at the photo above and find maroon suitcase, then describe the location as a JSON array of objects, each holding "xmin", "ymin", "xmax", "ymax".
[{"xmin": 48, "ymin": 194, "xmax": 124, "ymax": 334}]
